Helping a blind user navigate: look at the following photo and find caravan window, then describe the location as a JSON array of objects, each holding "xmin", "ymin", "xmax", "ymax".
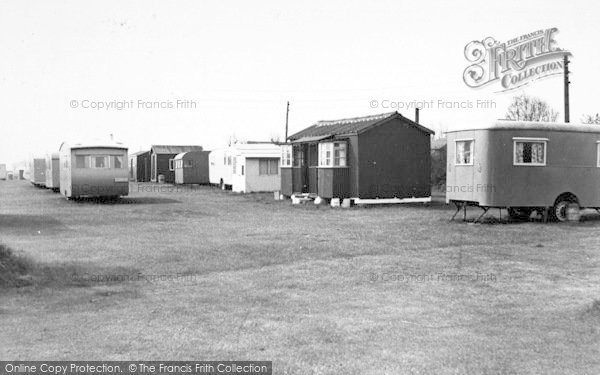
[
  {"xmin": 92, "ymin": 156, "xmax": 109, "ymax": 168},
  {"xmin": 513, "ymin": 138, "xmax": 547, "ymax": 166},
  {"xmin": 112, "ymin": 155, "xmax": 123, "ymax": 169},
  {"xmin": 169, "ymin": 159, "xmax": 174, "ymax": 171},
  {"xmin": 455, "ymin": 140, "xmax": 473, "ymax": 165},
  {"xmin": 184, "ymin": 160, "xmax": 193, "ymax": 167},
  {"xmin": 75, "ymin": 155, "xmax": 88, "ymax": 168}
]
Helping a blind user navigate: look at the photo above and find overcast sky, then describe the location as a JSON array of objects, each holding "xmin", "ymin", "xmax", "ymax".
[{"xmin": 1, "ymin": 0, "xmax": 599, "ymax": 168}]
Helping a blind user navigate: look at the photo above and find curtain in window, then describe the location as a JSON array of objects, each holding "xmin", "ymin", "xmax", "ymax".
[
  {"xmin": 531, "ymin": 143, "xmax": 544, "ymax": 163},
  {"xmin": 515, "ymin": 142, "xmax": 524, "ymax": 163}
]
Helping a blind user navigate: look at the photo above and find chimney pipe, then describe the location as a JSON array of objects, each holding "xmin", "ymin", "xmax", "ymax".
[{"xmin": 415, "ymin": 108, "xmax": 420, "ymax": 124}]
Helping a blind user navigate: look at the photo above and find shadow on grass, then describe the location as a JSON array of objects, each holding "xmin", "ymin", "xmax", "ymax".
[
  {"xmin": 0, "ymin": 243, "xmax": 139, "ymax": 291},
  {"xmin": 71, "ymin": 197, "xmax": 181, "ymax": 205},
  {"xmin": 0, "ymin": 214, "xmax": 68, "ymax": 235}
]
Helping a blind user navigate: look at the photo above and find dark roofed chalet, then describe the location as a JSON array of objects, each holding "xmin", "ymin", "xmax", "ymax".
[
  {"xmin": 281, "ymin": 111, "xmax": 434, "ymax": 200},
  {"xmin": 150, "ymin": 145, "xmax": 203, "ymax": 183}
]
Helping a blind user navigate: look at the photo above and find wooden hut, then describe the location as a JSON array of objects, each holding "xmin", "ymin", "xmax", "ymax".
[
  {"xmin": 29, "ymin": 158, "xmax": 46, "ymax": 187},
  {"xmin": 281, "ymin": 111, "xmax": 434, "ymax": 203},
  {"xmin": 45, "ymin": 153, "xmax": 60, "ymax": 191},
  {"xmin": 129, "ymin": 150, "xmax": 151, "ymax": 182},
  {"xmin": 174, "ymin": 151, "xmax": 210, "ymax": 184},
  {"xmin": 150, "ymin": 145, "xmax": 203, "ymax": 184}
]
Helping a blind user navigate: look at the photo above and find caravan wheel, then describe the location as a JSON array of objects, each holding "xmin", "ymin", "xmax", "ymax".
[{"xmin": 551, "ymin": 194, "xmax": 578, "ymax": 222}]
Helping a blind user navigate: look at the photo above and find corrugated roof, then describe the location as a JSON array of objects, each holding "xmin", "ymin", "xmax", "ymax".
[
  {"xmin": 151, "ymin": 145, "xmax": 203, "ymax": 154},
  {"xmin": 288, "ymin": 111, "xmax": 433, "ymax": 141},
  {"xmin": 130, "ymin": 150, "xmax": 150, "ymax": 156}
]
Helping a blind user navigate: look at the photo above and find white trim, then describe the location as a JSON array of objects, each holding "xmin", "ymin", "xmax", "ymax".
[
  {"xmin": 455, "ymin": 139, "xmax": 474, "ymax": 166},
  {"xmin": 354, "ymin": 197, "xmax": 431, "ymax": 205},
  {"xmin": 597, "ymin": 143, "xmax": 600, "ymax": 168},
  {"xmin": 512, "ymin": 137, "xmax": 549, "ymax": 141},
  {"xmin": 513, "ymin": 138, "xmax": 547, "ymax": 166}
]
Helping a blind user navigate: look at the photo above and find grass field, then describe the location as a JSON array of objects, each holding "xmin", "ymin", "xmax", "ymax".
[{"xmin": 1, "ymin": 180, "xmax": 599, "ymax": 374}]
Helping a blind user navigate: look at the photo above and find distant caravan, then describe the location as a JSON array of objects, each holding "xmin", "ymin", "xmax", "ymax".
[
  {"xmin": 45, "ymin": 153, "xmax": 60, "ymax": 191},
  {"xmin": 59, "ymin": 142, "xmax": 129, "ymax": 199},
  {"xmin": 28, "ymin": 158, "xmax": 46, "ymax": 187}
]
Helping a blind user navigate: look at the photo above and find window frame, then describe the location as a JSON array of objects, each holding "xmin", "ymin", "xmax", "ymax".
[
  {"xmin": 281, "ymin": 145, "xmax": 293, "ymax": 167},
  {"xmin": 318, "ymin": 141, "xmax": 347, "ymax": 167},
  {"xmin": 169, "ymin": 158, "xmax": 175, "ymax": 171},
  {"xmin": 455, "ymin": 139, "xmax": 474, "ymax": 166},
  {"xmin": 596, "ymin": 141, "xmax": 600, "ymax": 168},
  {"xmin": 513, "ymin": 137, "xmax": 548, "ymax": 167},
  {"xmin": 259, "ymin": 158, "xmax": 279, "ymax": 176}
]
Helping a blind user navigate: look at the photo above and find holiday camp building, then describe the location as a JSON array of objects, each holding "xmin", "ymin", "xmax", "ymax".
[
  {"xmin": 129, "ymin": 150, "xmax": 151, "ymax": 182},
  {"xmin": 209, "ymin": 142, "xmax": 281, "ymax": 193},
  {"xmin": 150, "ymin": 145, "xmax": 203, "ymax": 183},
  {"xmin": 174, "ymin": 150, "xmax": 210, "ymax": 184},
  {"xmin": 281, "ymin": 111, "xmax": 434, "ymax": 203}
]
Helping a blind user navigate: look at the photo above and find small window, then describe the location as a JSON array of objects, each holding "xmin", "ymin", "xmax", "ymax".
[
  {"xmin": 597, "ymin": 142, "xmax": 600, "ymax": 167},
  {"xmin": 319, "ymin": 142, "xmax": 347, "ymax": 167},
  {"xmin": 281, "ymin": 145, "xmax": 293, "ymax": 167},
  {"xmin": 112, "ymin": 155, "xmax": 123, "ymax": 169},
  {"xmin": 92, "ymin": 156, "xmax": 109, "ymax": 168},
  {"xmin": 169, "ymin": 159, "xmax": 174, "ymax": 171},
  {"xmin": 184, "ymin": 160, "xmax": 193, "ymax": 168},
  {"xmin": 241, "ymin": 165, "xmax": 244, "ymax": 176},
  {"xmin": 75, "ymin": 155, "xmax": 87, "ymax": 168},
  {"xmin": 292, "ymin": 145, "xmax": 303, "ymax": 167},
  {"xmin": 232, "ymin": 157, "xmax": 237, "ymax": 174},
  {"xmin": 455, "ymin": 140, "xmax": 473, "ymax": 165},
  {"xmin": 259, "ymin": 159, "xmax": 279, "ymax": 175},
  {"xmin": 513, "ymin": 138, "xmax": 547, "ymax": 166}
]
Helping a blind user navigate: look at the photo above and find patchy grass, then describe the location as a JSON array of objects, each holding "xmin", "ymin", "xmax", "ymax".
[{"xmin": 0, "ymin": 180, "xmax": 599, "ymax": 374}]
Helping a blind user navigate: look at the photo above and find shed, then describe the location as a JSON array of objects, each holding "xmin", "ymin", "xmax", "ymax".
[
  {"xmin": 59, "ymin": 141, "xmax": 129, "ymax": 199},
  {"xmin": 281, "ymin": 111, "xmax": 434, "ymax": 202},
  {"xmin": 209, "ymin": 142, "xmax": 281, "ymax": 192},
  {"xmin": 29, "ymin": 158, "xmax": 46, "ymax": 187},
  {"xmin": 150, "ymin": 145, "xmax": 203, "ymax": 183},
  {"xmin": 174, "ymin": 151, "xmax": 210, "ymax": 184},
  {"xmin": 45, "ymin": 153, "xmax": 60, "ymax": 191},
  {"xmin": 129, "ymin": 150, "xmax": 151, "ymax": 182},
  {"xmin": 431, "ymin": 138, "xmax": 447, "ymax": 187},
  {"xmin": 446, "ymin": 120, "xmax": 600, "ymax": 221}
]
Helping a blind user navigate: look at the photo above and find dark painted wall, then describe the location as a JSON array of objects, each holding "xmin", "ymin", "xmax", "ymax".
[
  {"xmin": 136, "ymin": 152, "xmax": 151, "ymax": 182},
  {"xmin": 358, "ymin": 118, "xmax": 431, "ymax": 199}
]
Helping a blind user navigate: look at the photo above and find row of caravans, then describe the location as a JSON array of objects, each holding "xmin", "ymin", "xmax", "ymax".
[
  {"xmin": 23, "ymin": 142, "xmax": 129, "ymax": 200},
  {"xmin": 16, "ymin": 111, "xmax": 600, "ymax": 221}
]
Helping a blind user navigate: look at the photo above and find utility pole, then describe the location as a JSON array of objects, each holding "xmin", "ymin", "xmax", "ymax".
[
  {"xmin": 285, "ymin": 101, "xmax": 290, "ymax": 142},
  {"xmin": 564, "ymin": 55, "xmax": 570, "ymax": 123}
]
